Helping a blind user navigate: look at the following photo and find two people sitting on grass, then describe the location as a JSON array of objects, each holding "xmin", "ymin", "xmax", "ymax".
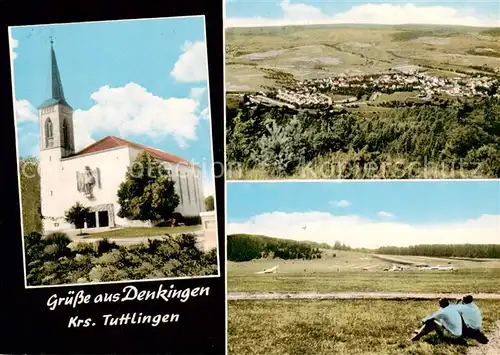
[{"xmin": 412, "ymin": 295, "xmax": 489, "ymax": 345}]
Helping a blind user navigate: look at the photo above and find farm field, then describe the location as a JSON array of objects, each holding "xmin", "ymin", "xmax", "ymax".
[
  {"xmin": 226, "ymin": 25, "xmax": 500, "ymax": 92},
  {"xmin": 227, "ymin": 251, "xmax": 500, "ymax": 293},
  {"xmin": 225, "ymin": 25, "xmax": 500, "ymax": 180},
  {"xmin": 228, "ymin": 299, "xmax": 500, "ymax": 355}
]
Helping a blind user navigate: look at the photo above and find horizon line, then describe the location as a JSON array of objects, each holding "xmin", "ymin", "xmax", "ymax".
[{"xmin": 225, "ymin": 22, "xmax": 500, "ymax": 29}]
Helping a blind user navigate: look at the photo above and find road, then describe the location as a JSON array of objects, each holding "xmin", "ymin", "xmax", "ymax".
[
  {"xmin": 468, "ymin": 321, "xmax": 500, "ymax": 355},
  {"xmin": 228, "ymin": 291, "xmax": 500, "ymax": 301}
]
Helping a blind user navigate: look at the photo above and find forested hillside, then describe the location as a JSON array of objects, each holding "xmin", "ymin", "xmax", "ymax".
[
  {"xmin": 227, "ymin": 234, "xmax": 327, "ymax": 262},
  {"xmin": 226, "ymin": 97, "xmax": 500, "ymax": 179}
]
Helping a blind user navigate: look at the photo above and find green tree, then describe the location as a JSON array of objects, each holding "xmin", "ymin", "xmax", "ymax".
[
  {"xmin": 64, "ymin": 202, "xmax": 91, "ymax": 235},
  {"xmin": 117, "ymin": 152, "xmax": 180, "ymax": 223},
  {"xmin": 205, "ymin": 195, "xmax": 215, "ymax": 211},
  {"xmin": 19, "ymin": 157, "xmax": 43, "ymax": 234}
]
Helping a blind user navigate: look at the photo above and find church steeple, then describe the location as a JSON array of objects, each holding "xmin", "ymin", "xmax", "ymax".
[
  {"xmin": 38, "ymin": 36, "xmax": 75, "ymax": 157},
  {"xmin": 40, "ymin": 38, "xmax": 71, "ymax": 109}
]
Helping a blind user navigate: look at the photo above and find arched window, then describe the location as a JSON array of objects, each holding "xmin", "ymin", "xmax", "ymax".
[
  {"xmin": 45, "ymin": 118, "xmax": 53, "ymax": 148},
  {"xmin": 62, "ymin": 118, "xmax": 70, "ymax": 148}
]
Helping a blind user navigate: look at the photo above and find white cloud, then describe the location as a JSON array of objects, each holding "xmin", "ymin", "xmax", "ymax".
[
  {"xmin": 15, "ymin": 82, "xmax": 206, "ymax": 155},
  {"xmin": 378, "ymin": 211, "xmax": 394, "ymax": 218},
  {"xmin": 72, "ymin": 82, "xmax": 203, "ymax": 151},
  {"xmin": 226, "ymin": 1, "xmax": 498, "ymax": 28},
  {"xmin": 10, "ymin": 35, "xmax": 18, "ymax": 61},
  {"xmin": 200, "ymin": 106, "xmax": 210, "ymax": 120},
  {"xmin": 15, "ymin": 99, "xmax": 37, "ymax": 122},
  {"xmin": 330, "ymin": 200, "xmax": 350, "ymax": 208},
  {"xmin": 226, "ymin": 211, "xmax": 500, "ymax": 249},
  {"xmin": 190, "ymin": 87, "xmax": 206, "ymax": 99},
  {"xmin": 170, "ymin": 41, "xmax": 208, "ymax": 83}
]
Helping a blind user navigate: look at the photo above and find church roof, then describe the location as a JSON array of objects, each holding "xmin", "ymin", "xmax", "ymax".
[
  {"xmin": 39, "ymin": 40, "xmax": 71, "ymax": 109},
  {"xmin": 73, "ymin": 136, "xmax": 199, "ymax": 168}
]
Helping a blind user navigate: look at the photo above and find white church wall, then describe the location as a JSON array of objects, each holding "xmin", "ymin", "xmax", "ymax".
[
  {"xmin": 174, "ymin": 163, "xmax": 205, "ymax": 217},
  {"xmin": 41, "ymin": 143, "xmax": 209, "ymax": 234},
  {"xmin": 42, "ymin": 146, "xmax": 138, "ymax": 233}
]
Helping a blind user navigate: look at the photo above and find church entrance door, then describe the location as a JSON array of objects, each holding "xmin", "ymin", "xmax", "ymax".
[
  {"xmin": 98, "ymin": 211, "xmax": 109, "ymax": 227},
  {"xmin": 86, "ymin": 212, "xmax": 97, "ymax": 228}
]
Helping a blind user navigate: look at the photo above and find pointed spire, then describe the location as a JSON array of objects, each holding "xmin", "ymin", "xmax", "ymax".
[
  {"xmin": 40, "ymin": 37, "xmax": 71, "ymax": 109},
  {"xmin": 50, "ymin": 39, "xmax": 65, "ymax": 101}
]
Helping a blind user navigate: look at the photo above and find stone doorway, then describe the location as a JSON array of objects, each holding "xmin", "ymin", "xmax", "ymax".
[
  {"xmin": 98, "ymin": 211, "xmax": 109, "ymax": 227},
  {"xmin": 86, "ymin": 212, "xmax": 97, "ymax": 228},
  {"xmin": 85, "ymin": 204, "xmax": 115, "ymax": 228}
]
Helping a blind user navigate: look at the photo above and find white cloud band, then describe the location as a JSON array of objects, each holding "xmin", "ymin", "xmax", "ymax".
[
  {"xmin": 227, "ymin": 211, "xmax": 500, "ymax": 249},
  {"xmin": 226, "ymin": 1, "xmax": 498, "ymax": 28}
]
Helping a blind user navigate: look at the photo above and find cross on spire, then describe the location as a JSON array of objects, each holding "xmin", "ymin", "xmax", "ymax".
[{"xmin": 49, "ymin": 36, "xmax": 53, "ymax": 45}]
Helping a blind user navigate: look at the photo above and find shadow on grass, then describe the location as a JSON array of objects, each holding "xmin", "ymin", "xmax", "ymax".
[{"xmin": 423, "ymin": 334, "xmax": 470, "ymax": 349}]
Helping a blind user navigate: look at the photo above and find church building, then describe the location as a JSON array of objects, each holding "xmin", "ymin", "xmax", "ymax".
[{"xmin": 38, "ymin": 42, "xmax": 206, "ymax": 234}]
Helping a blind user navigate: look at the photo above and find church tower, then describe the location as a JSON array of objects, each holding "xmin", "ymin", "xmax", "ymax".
[
  {"xmin": 39, "ymin": 39, "xmax": 75, "ymax": 158},
  {"xmin": 39, "ymin": 39, "xmax": 75, "ymax": 223}
]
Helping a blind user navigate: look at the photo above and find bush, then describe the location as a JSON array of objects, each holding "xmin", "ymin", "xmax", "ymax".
[
  {"xmin": 72, "ymin": 242, "xmax": 96, "ymax": 255},
  {"xmin": 96, "ymin": 238, "xmax": 119, "ymax": 254},
  {"xmin": 183, "ymin": 216, "xmax": 202, "ymax": 226},
  {"xmin": 45, "ymin": 232, "xmax": 72, "ymax": 249},
  {"xmin": 25, "ymin": 231, "xmax": 43, "ymax": 249},
  {"xmin": 23, "ymin": 232, "xmax": 217, "ymax": 286}
]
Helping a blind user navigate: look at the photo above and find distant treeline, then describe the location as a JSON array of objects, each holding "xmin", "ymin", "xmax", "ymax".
[
  {"xmin": 480, "ymin": 28, "xmax": 500, "ymax": 37},
  {"xmin": 227, "ymin": 234, "xmax": 325, "ymax": 262},
  {"xmin": 376, "ymin": 244, "xmax": 500, "ymax": 259},
  {"xmin": 391, "ymin": 29, "xmax": 459, "ymax": 42}
]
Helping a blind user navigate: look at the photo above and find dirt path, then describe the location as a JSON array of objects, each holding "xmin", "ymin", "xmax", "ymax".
[
  {"xmin": 228, "ymin": 292, "xmax": 500, "ymax": 301},
  {"xmin": 468, "ymin": 321, "xmax": 500, "ymax": 355}
]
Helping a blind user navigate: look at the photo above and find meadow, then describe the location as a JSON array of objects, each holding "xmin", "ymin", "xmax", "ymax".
[
  {"xmin": 228, "ymin": 299, "xmax": 500, "ymax": 355},
  {"xmin": 227, "ymin": 235, "xmax": 500, "ymax": 354},
  {"xmin": 228, "ymin": 250, "xmax": 500, "ymax": 293}
]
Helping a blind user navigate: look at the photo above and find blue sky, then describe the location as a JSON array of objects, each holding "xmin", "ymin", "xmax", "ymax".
[
  {"xmin": 227, "ymin": 181, "xmax": 499, "ymax": 224},
  {"xmin": 227, "ymin": 181, "xmax": 500, "ymax": 247},
  {"xmin": 9, "ymin": 16, "xmax": 215, "ymax": 194},
  {"xmin": 226, "ymin": 0, "xmax": 499, "ymax": 27}
]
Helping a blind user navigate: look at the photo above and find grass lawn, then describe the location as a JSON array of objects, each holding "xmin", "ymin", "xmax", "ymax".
[
  {"xmin": 372, "ymin": 91, "xmax": 417, "ymax": 103},
  {"xmin": 228, "ymin": 269, "xmax": 500, "ymax": 294},
  {"xmin": 228, "ymin": 251, "xmax": 500, "ymax": 293},
  {"xmin": 228, "ymin": 299, "xmax": 500, "ymax": 355},
  {"xmin": 226, "ymin": 162, "xmax": 490, "ymax": 180},
  {"xmin": 82, "ymin": 225, "xmax": 202, "ymax": 239}
]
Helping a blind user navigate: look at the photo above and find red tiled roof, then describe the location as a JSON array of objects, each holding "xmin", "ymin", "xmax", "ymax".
[{"xmin": 73, "ymin": 136, "xmax": 199, "ymax": 168}]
